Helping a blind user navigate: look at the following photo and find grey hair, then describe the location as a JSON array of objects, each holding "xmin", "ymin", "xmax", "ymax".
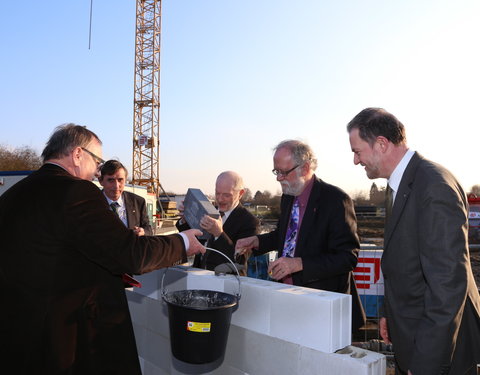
[
  {"xmin": 41, "ymin": 123, "xmax": 101, "ymax": 162},
  {"xmin": 274, "ymin": 139, "xmax": 317, "ymax": 170}
]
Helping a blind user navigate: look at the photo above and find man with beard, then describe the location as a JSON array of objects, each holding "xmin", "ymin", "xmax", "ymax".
[{"xmin": 236, "ymin": 139, "xmax": 366, "ymax": 331}]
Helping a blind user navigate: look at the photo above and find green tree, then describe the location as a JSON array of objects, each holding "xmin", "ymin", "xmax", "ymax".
[{"xmin": 0, "ymin": 145, "xmax": 42, "ymax": 171}]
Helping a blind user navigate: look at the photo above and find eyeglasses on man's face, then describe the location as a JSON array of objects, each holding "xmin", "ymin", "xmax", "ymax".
[
  {"xmin": 272, "ymin": 164, "xmax": 300, "ymax": 178},
  {"xmin": 81, "ymin": 147, "xmax": 105, "ymax": 169}
]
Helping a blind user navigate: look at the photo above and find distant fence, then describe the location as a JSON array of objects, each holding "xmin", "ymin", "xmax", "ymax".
[{"xmin": 355, "ymin": 206, "xmax": 385, "ymax": 218}]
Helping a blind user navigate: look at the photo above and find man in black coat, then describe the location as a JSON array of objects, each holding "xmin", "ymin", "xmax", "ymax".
[
  {"xmin": 236, "ymin": 140, "xmax": 366, "ymax": 332},
  {"xmin": 177, "ymin": 171, "xmax": 259, "ymax": 273},
  {"xmin": 99, "ymin": 159, "xmax": 153, "ymax": 236},
  {"xmin": 0, "ymin": 124, "xmax": 205, "ymax": 375}
]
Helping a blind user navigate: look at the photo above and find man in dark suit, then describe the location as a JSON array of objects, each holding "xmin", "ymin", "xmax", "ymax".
[
  {"xmin": 236, "ymin": 140, "xmax": 366, "ymax": 332},
  {"xmin": 99, "ymin": 159, "xmax": 153, "ymax": 236},
  {"xmin": 0, "ymin": 124, "xmax": 205, "ymax": 375},
  {"xmin": 177, "ymin": 171, "xmax": 259, "ymax": 273},
  {"xmin": 348, "ymin": 107, "xmax": 480, "ymax": 375}
]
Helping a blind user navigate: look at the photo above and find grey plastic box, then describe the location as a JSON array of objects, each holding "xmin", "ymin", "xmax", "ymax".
[{"xmin": 183, "ymin": 188, "xmax": 220, "ymax": 239}]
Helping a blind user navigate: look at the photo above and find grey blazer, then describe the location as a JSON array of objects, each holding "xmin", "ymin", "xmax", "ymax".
[{"xmin": 382, "ymin": 152, "xmax": 480, "ymax": 375}]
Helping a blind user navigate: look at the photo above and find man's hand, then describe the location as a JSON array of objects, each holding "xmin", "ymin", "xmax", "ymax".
[
  {"xmin": 268, "ymin": 257, "xmax": 302, "ymax": 280},
  {"xmin": 133, "ymin": 226, "xmax": 145, "ymax": 236},
  {"xmin": 235, "ymin": 236, "xmax": 259, "ymax": 258},
  {"xmin": 379, "ymin": 317, "xmax": 391, "ymax": 344},
  {"xmin": 182, "ymin": 229, "xmax": 206, "ymax": 257},
  {"xmin": 200, "ymin": 214, "xmax": 223, "ymax": 238}
]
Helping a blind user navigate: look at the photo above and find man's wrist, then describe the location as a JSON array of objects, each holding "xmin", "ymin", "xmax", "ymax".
[{"xmin": 178, "ymin": 232, "xmax": 189, "ymax": 252}]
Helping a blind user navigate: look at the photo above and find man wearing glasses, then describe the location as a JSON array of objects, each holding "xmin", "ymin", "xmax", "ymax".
[
  {"xmin": 236, "ymin": 139, "xmax": 365, "ymax": 332},
  {"xmin": 0, "ymin": 123, "xmax": 205, "ymax": 375}
]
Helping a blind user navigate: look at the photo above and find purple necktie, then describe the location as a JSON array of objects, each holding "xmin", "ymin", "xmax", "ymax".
[{"xmin": 282, "ymin": 198, "xmax": 300, "ymax": 258}]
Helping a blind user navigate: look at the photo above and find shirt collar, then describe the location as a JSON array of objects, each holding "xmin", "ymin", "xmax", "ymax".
[
  {"xmin": 103, "ymin": 191, "xmax": 124, "ymax": 207},
  {"xmin": 388, "ymin": 149, "xmax": 415, "ymax": 198},
  {"xmin": 221, "ymin": 201, "xmax": 239, "ymax": 221},
  {"xmin": 44, "ymin": 161, "xmax": 69, "ymax": 173},
  {"xmin": 296, "ymin": 175, "xmax": 315, "ymax": 207}
]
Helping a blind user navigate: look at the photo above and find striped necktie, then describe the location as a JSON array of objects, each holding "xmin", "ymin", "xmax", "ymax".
[{"xmin": 110, "ymin": 202, "xmax": 120, "ymax": 216}]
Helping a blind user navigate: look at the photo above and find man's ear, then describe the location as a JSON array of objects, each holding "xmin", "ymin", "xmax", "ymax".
[
  {"xmin": 238, "ymin": 188, "xmax": 245, "ymax": 199},
  {"xmin": 376, "ymin": 136, "xmax": 389, "ymax": 152},
  {"xmin": 72, "ymin": 146, "xmax": 83, "ymax": 167},
  {"xmin": 300, "ymin": 161, "xmax": 310, "ymax": 176}
]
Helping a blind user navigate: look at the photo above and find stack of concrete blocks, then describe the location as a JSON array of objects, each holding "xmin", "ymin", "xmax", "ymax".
[{"xmin": 127, "ymin": 267, "xmax": 386, "ymax": 375}]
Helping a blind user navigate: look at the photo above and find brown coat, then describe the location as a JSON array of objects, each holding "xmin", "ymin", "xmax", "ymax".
[{"xmin": 0, "ymin": 164, "xmax": 186, "ymax": 375}]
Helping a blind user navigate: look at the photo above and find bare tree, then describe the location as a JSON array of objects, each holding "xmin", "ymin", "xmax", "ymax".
[
  {"xmin": 241, "ymin": 187, "xmax": 253, "ymax": 203},
  {"xmin": 351, "ymin": 189, "xmax": 369, "ymax": 205},
  {"xmin": 0, "ymin": 145, "xmax": 42, "ymax": 171}
]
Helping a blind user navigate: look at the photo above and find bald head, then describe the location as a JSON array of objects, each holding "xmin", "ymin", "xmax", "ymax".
[{"xmin": 215, "ymin": 171, "xmax": 245, "ymax": 212}]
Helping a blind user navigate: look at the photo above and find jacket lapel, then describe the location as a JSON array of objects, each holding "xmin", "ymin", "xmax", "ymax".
[
  {"xmin": 384, "ymin": 152, "xmax": 421, "ymax": 248},
  {"xmin": 123, "ymin": 192, "xmax": 132, "ymax": 228},
  {"xmin": 295, "ymin": 177, "xmax": 322, "ymax": 255}
]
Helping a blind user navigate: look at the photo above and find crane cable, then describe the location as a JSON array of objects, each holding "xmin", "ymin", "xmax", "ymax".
[{"xmin": 88, "ymin": 0, "xmax": 94, "ymax": 49}]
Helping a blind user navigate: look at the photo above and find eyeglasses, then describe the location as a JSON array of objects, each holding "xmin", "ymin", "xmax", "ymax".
[
  {"xmin": 81, "ymin": 147, "xmax": 105, "ymax": 169},
  {"xmin": 272, "ymin": 164, "xmax": 300, "ymax": 177}
]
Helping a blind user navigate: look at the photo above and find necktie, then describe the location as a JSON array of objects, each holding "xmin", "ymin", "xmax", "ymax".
[
  {"xmin": 110, "ymin": 202, "xmax": 120, "ymax": 216},
  {"xmin": 385, "ymin": 185, "xmax": 393, "ymax": 222},
  {"xmin": 282, "ymin": 198, "xmax": 300, "ymax": 258}
]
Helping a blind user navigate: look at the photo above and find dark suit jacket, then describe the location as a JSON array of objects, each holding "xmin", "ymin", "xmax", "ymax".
[
  {"xmin": 382, "ymin": 152, "xmax": 480, "ymax": 375},
  {"xmin": 122, "ymin": 190, "xmax": 153, "ymax": 235},
  {"xmin": 255, "ymin": 176, "xmax": 365, "ymax": 331},
  {"xmin": 177, "ymin": 204, "xmax": 259, "ymax": 271},
  {"xmin": 0, "ymin": 164, "xmax": 187, "ymax": 375}
]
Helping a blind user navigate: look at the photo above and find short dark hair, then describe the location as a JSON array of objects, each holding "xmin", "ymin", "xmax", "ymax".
[
  {"xmin": 41, "ymin": 123, "xmax": 101, "ymax": 162},
  {"xmin": 100, "ymin": 160, "xmax": 128, "ymax": 178},
  {"xmin": 347, "ymin": 108, "xmax": 406, "ymax": 146}
]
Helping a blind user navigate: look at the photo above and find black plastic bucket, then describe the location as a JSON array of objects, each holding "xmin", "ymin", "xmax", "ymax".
[
  {"xmin": 162, "ymin": 247, "xmax": 241, "ymax": 364},
  {"xmin": 163, "ymin": 289, "xmax": 238, "ymax": 364}
]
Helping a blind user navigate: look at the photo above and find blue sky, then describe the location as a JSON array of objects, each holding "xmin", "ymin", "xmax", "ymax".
[{"xmin": 1, "ymin": 1, "xmax": 480, "ymax": 197}]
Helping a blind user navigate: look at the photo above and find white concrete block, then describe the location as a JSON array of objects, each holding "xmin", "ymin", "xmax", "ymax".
[
  {"xmin": 270, "ymin": 287, "xmax": 350, "ymax": 353},
  {"xmin": 185, "ymin": 269, "xmax": 226, "ymax": 292},
  {"xmin": 127, "ymin": 290, "xmax": 148, "ymax": 324},
  {"xmin": 146, "ymin": 294, "xmax": 170, "ymax": 337},
  {"xmin": 143, "ymin": 359, "xmax": 169, "ymax": 375},
  {"xmin": 230, "ymin": 277, "xmax": 287, "ymax": 334},
  {"xmin": 131, "ymin": 321, "xmax": 147, "ymax": 360},
  {"xmin": 145, "ymin": 330, "xmax": 172, "ymax": 372},
  {"xmin": 135, "ymin": 270, "xmax": 162, "ymax": 299},
  {"xmin": 226, "ymin": 326, "xmax": 301, "ymax": 375}
]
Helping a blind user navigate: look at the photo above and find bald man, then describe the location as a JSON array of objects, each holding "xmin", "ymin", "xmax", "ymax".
[{"xmin": 178, "ymin": 171, "xmax": 259, "ymax": 273}]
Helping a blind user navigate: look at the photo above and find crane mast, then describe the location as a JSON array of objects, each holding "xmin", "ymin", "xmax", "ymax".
[{"xmin": 132, "ymin": 0, "xmax": 161, "ymax": 197}]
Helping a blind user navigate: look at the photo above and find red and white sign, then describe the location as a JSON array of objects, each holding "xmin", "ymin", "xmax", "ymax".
[{"xmin": 353, "ymin": 249, "xmax": 384, "ymax": 296}]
